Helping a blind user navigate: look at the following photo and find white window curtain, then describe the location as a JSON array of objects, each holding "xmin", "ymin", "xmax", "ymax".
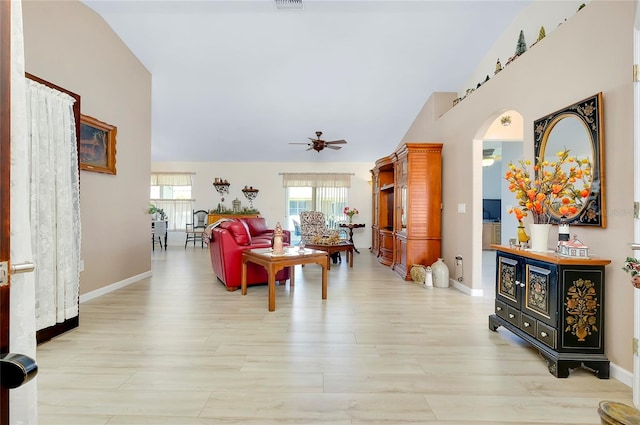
[
  {"xmin": 282, "ymin": 173, "xmax": 351, "ymax": 228},
  {"xmin": 316, "ymin": 187, "xmax": 348, "ymax": 229},
  {"xmin": 10, "ymin": 1, "xmax": 38, "ymax": 422},
  {"xmin": 150, "ymin": 172, "xmax": 193, "ymax": 186},
  {"xmin": 154, "ymin": 199, "xmax": 192, "ymax": 231},
  {"xmin": 281, "ymin": 172, "xmax": 352, "ymax": 188},
  {"xmin": 26, "ymin": 79, "xmax": 81, "ymax": 329},
  {"xmin": 150, "ymin": 172, "xmax": 194, "ymax": 231}
]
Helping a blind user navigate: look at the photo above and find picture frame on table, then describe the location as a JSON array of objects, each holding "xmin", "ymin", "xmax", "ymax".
[{"xmin": 80, "ymin": 114, "xmax": 117, "ymax": 175}]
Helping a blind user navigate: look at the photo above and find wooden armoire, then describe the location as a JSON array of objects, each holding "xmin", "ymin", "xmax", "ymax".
[{"xmin": 371, "ymin": 143, "xmax": 442, "ymax": 280}]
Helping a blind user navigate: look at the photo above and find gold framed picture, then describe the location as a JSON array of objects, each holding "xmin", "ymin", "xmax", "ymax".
[{"xmin": 80, "ymin": 114, "xmax": 117, "ymax": 175}]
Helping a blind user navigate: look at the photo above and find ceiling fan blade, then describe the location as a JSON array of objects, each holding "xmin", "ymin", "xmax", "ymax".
[
  {"xmin": 326, "ymin": 140, "xmax": 347, "ymax": 145},
  {"xmin": 289, "ymin": 142, "xmax": 309, "ymax": 145},
  {"xmin": 306, "ymin": 146, "xmax": 314, "ymax": 151},
  {"xmin": 326, "ymin": 145, "xmax": 342, "ymax": 150}
]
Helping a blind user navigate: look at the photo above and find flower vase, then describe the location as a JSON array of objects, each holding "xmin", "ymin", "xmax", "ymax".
[
  {"xmin": 431, "ymin": 258, "xmax": 449, "ymax": 288},
  {"xmin": 529, "ymin": 223, "xmax": 551, "ymax": 253},
  {"xmin": 348, "ymin": 216, "xmax": 353, "ymax": 224}
]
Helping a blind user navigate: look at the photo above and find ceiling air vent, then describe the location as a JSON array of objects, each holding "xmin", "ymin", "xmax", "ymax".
[{"xmin": 274, "ymin": 0, "xmax": 303, "ymax": 10}]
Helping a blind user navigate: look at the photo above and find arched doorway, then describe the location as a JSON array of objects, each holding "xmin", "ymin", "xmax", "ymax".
[{"xmin": 474, "ymin": 110, "xmax": 523, "ymax": 298}]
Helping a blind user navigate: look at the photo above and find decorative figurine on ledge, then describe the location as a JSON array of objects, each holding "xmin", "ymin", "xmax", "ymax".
[
  {"xmin": 212, "ymin": 178, "xmax": 230, "ymax": 201},
  {"xmin": 517, "ymin": 220, "xmax": 530, "ymax": 247},
  {"xmin": 558, "ymin": 234, "xmax": 589, "ymax": 258},
  {"xmin": 242, "ymin": 186, "xmax": 259, "ymax": 209}
]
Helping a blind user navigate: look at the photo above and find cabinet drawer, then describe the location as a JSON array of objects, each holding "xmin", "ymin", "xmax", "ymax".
[
  {"xmin": 495, "ymin": 299, "xmax": 508, "ymax": 320},
  {"xmin": 537, "ymin": 322, "xmax": 556, "ymax": 349},
  {"xmin": 520, "ymin": 313, "xmax": 537, "ymax": 338},
  {"xmin": 506, "ymin": 306, "xmax": 521, "ymax": 327}
]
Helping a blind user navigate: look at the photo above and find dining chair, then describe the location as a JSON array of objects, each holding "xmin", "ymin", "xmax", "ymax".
[
  {"xmin": 152, "ymin": 220, "xmax": 167, "ymax": 251},
  {"xmin": 185, "ymin": 209, "xmax": 208, "ymax": 248}
]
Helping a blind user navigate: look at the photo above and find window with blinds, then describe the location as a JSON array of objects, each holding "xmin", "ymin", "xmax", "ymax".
[
  {"xmin": 282, "ymin": 173, "xmax": 352, "ymax": 238},
  {"xmin": 150, "ymin": 172, "xmax": 195, "ymax": 231}
]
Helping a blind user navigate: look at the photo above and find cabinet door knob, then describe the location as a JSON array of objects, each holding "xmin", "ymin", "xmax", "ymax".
[
  {"xmin": 496, "ymin": 306, "xmax": 502, "ymax": 311},
  {"xmin": 540, "ymin": 331, "xmax": 548, "ymax": 338},
  {"xmin": 508, "ymin": 313, "xmax": 515, "ymax": 319},
  {"xmin": 523, "ymin": 321, "xmax": 530, "ymax": 327}
]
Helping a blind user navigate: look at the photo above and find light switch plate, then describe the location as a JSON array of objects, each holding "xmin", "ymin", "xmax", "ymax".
[{"xmin": 457, "ymin": 203, "xmax": 466, "ymax": 213}]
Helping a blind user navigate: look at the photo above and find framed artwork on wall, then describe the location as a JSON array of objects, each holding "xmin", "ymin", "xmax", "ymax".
[{"xmin": 80, "ymin": 114, "xmax": 117, "ymax": 175}]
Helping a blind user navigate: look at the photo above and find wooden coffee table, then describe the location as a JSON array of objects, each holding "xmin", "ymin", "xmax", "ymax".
[
  {"xmin": 303, "ymin": 241, "xmax": 354, "ymax": 270},
  {"xmin": 241, "ymin": 247, "xmax": 329, "ymax": 312}
]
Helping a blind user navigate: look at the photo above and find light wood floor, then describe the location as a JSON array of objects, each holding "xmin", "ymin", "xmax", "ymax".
[{"xmin": 36, "ymin": 247, "xmax": 633, "ymax": 424}]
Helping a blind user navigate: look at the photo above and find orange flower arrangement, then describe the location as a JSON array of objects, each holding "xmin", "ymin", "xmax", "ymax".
[{"xmin": 505, "ymin": 149, "xmax": 591, "ymax": 224}]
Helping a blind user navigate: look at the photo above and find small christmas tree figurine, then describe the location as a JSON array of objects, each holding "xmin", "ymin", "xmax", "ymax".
[
  {"xmin": 537, "ymin": 26, "xmax": 546, "ymax": 42},
  {"xmin": 515, "ymin": 30, "xmax": 527, "ymax": 56},
  {"xmin": 495, "ymin": 58, "xmax": 502, "ymax": 74}
]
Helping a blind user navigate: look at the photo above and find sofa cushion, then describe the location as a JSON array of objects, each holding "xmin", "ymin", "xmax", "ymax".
[
  {"xmin": 242, "ymin": 217, "xmax": 268, "ymax": 236},
  {"xmin": 219, "ymin": 220, "xmax": 251, "ymax": 246}
]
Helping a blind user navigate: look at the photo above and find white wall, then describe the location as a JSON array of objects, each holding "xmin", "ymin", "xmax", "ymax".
[
  {"xmin": 481, "ymin": 159, "xmax": 502, "ymax": 199},
  {"xmin": 153, "ymin": 161, "xmax": 374, "ymax": 251},
  {"xmin": 23, "ymin": 0, "xmax": 152, "ymax": 295},
  {"xmin": 404, "ymin": 1, "xmax": 636, "ymax": 375},
  {"xmin": 500, "ymin": 141, "xmax": 524, "ymax": 245},
  {"xmin": 462, "ymin": 0, "xmax": 591, "ymax": 96}
]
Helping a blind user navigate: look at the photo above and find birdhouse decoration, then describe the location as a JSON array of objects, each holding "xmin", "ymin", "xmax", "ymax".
[
  {"xmin": 559, "ymin": 234, "xmax": 589, "ymax": 258},
  {"xmin": 232, "ymin": 198, "xmax": 241, "ymax": 213}
]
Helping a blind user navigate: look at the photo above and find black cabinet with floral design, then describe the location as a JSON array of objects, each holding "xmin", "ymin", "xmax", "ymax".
[{"xmin": 489, "ymin": 245, "xmax": 611, "ymax": 378}]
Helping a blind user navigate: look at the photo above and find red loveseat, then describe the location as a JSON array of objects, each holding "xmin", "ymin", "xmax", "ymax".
[{"xmin": 207, "ymin": 217, "xmax": 291, "ymax": 291}]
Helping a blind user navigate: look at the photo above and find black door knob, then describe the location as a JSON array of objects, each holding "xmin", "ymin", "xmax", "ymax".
[{"xmin": 0, "ymin": 353, "xmax": 38, "ymax": 389}]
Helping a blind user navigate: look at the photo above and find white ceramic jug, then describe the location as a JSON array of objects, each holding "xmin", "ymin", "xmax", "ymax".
[{"xmin": 431, "ymin": 258, "xmax": 449, "ymax": 288}]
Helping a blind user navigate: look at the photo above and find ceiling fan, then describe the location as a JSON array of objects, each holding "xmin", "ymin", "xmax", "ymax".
[
  {"xmin": 290, "ymin": 131, "xmax": 347, "ymax": 152},
  {"xmin": 482, "ymin": 148, "xmax": 502, "ymax": 167}
]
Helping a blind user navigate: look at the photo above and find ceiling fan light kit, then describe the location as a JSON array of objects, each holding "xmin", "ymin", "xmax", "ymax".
[
  {"xmin": 274, "ymin": 0, "xmax": 303, "ymax": 10},
  {"xmin": 482, "ymin": 148, "xmax": 495, "ymax": 167}
]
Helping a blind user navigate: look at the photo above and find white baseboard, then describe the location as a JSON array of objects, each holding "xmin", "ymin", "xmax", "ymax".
[
  {"xmin": 79, "ymin": 270, "xmax": 152, "ymax": 303},
  {"xmin": 610, "ymin": 362, "xmax": 633, "ymax": 387},
  {"xmin": 451, "ymin": 278, "xmax": 483, "ymax": 297}
]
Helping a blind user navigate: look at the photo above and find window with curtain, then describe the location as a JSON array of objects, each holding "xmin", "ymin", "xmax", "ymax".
[
  {"xmin": 150, "ymin": 172, "xmax": 194, "ymax": 231},
  {"xmin": 282, "ymin": 173, "xmax": 352, "ymax": 234}
]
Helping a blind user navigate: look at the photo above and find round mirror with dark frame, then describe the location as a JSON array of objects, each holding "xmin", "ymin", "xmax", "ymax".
[{"xmin": 534, "ymin": 92, "xmax": 605, "ymax": 227}]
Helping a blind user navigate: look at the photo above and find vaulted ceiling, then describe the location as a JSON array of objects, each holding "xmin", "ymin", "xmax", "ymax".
[{"xmin": 82, "ymin": 0, "xmax": 529, "ymax": 163}]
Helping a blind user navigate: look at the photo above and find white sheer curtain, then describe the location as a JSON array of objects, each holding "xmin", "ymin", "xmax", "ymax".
[
  {"xmin": 281, "ymin": 172, "xmax": 352, "ymax": 188},
  {"xmin": 150, "ymin": 172, "xmax": 194, "ymax": 230},
  {"xmin": 282, "ymin": 173, "xmax": 351, "ymax": 229},
  {"xmin": 10, "ymin": 1, "xmax": 38, "ymax": 422},
  {"xmin": 153, "ymin": 199, "xmax": 192, "ymax": 231},
  {"xmin": 26, "ymin": 78, "xmax": 81, "ymax": 330}
]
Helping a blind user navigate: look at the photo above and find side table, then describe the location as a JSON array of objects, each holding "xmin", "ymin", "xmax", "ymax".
[
  {"xmin": 339, "ymin": 223, "xmax": 365, "ymax": 253},
  {"xmin": 303, "ymin": 242, "xmax": 354, "ymax": 270}
]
